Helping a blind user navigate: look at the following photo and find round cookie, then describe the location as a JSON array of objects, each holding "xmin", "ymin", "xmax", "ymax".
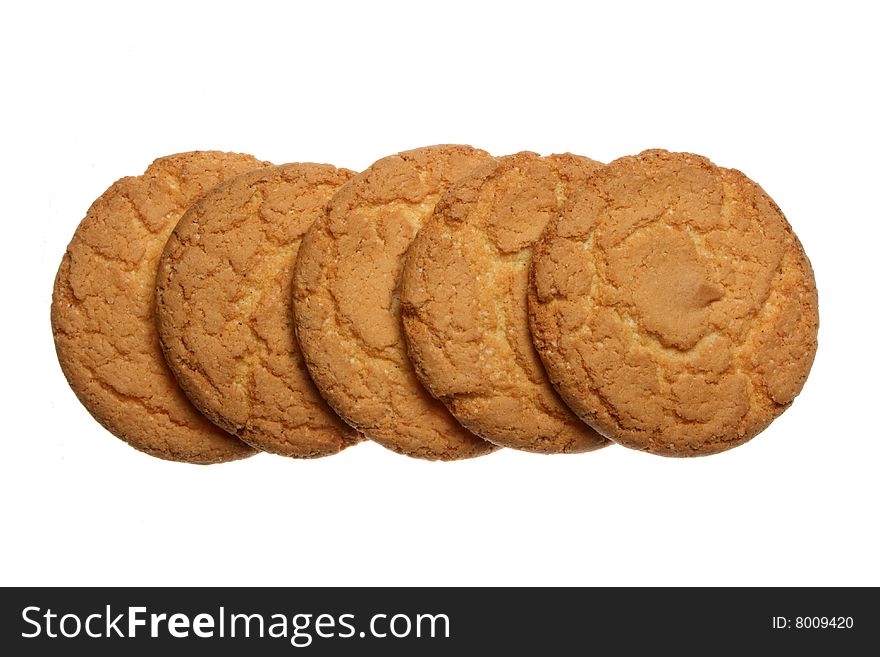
[
  {"xmin": 293, "ymin": 145, "xmax": 497, "ymax": 460},
  {"xmin": 156, "ymin": 164, "xmax": 362, "ymax": 458},
  {"xmin": 52, "ymin": 151, "xmax": 268, "ymax": 464},
  {"xmin": 400, "ymin": 152, "xmax": 609, "ymax": 454},
  {"xmin": 529, "ymin": 149, "xmax": 819, "ymax": 457}
]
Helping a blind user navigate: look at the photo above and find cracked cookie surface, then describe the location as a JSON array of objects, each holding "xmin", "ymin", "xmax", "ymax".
[
  {"xmin": 400, "ymin": 152, "xmax": 609, "ymax": 453},
  {"xmin": 51, "ymin": 151, "xmax": 267, "ymax": 464},
  {"xmin": 157, "ymin": 164, "xmax": 362, "ymax": 458},
  {"xmin": 529, "ymin": 149, "xmax": 819, "ymax": 456},
  {"xmin": 292, "ymin": 145, "xmax": 497, "ymax": 460}
]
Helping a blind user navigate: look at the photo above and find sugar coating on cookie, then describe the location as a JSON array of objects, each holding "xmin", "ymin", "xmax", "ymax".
[
  {"xmin": 529, "ymin": 149, "xmax": 819, "ymax": 456},
  {"xmin": 156, "ymin": 164, "xmax": 362, "ymax": 458},
  {"xmin": 293, "ymin": 145, "xmax": 497, "ymax": 460},
  {"xmin": 52, "ymin": 151, "xmax": 268, "ymax": 464},
  {"xmin": 400, "ymin": 152, "xmax": 609, "ymax": 453}
]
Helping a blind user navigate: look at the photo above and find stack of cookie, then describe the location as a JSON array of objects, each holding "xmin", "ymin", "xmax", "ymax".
[{"xmin": 51, "ymin": 146, "xmax": 818, "ymax": 464}]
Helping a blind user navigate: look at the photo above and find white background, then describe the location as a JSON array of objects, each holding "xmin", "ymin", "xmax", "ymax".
[{"xmin": 2, "ymin": 0, "xmax": 878, "ymax": 587}]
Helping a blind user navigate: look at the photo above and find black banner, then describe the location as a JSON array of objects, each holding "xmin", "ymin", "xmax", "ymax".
[{"xmin": 1, "ymin": 587, "xmax": 874, "ymax": 654}]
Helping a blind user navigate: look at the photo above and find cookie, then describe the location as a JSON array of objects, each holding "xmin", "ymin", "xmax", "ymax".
[
  {"xmin": 52, "ymin": 151, "xmax": 269, "ymax": 464},
  {"xmin": 400, "ymin": 152, "xmax": 609, "ymax": 453},
  {"xmin": 529, "ymin": 149, "xmax": 819, "ymax": 456},
  {"xmin": 292, "ymin": 145, "xmax": 497, "ymax": 460},
  {"xmin": 156, "ymin": 163, "xmax": 363, "ymax": 458}
]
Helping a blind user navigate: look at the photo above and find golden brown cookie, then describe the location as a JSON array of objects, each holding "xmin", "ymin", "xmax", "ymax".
[
  {"xmin": 292, "ymin": 145, "xmax": 497, "ymax": 460},
  {"xmin": 52, "ymin": 151, "xmax": 268, "ymax": 464},
  {"xmin": 529, "ymin": 149, "xmax": 819, "ymax": 457},
  {"xmin": 156, "ymin": 163, "xmax": 363, "ymax": 458},
  {"xmin": 400, "ymin": 152, "xmax": 609, "ymax": 454}
]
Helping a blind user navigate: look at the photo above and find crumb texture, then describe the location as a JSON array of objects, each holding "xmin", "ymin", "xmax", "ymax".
[
  {"xmin": 400, "ymin": 152, "xmax": 608, "ymax": 453},
  {"xmin": 528, "ymin": 150, "xmax": 819, "ymax": 456},
  {"xmin": 156, "ymin": 164, "xmax": 361, "ymax": 457},
  {"xmin": 51, "ymin": 151, "xmax": 268, "ymax": 464},
  {"xmin": 293, "ymin": 145, "xmax": 497, "ymax": 460}
]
